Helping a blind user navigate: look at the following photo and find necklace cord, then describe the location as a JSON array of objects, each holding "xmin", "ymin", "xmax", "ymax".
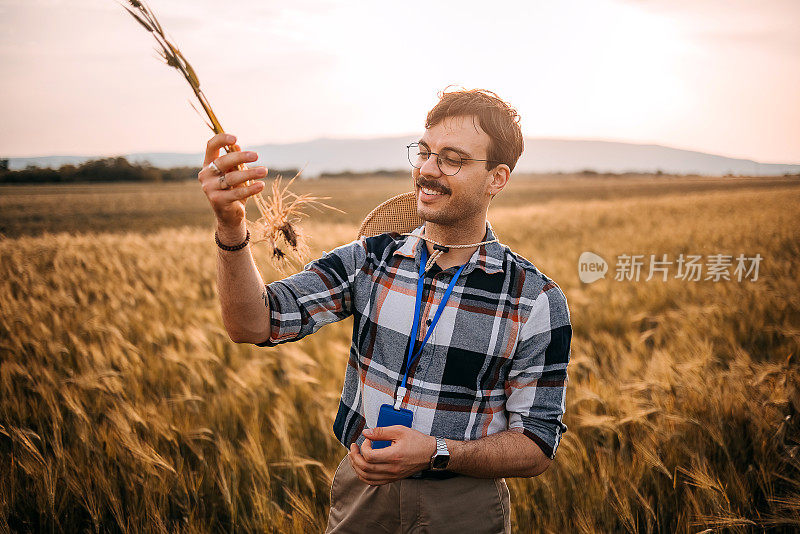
[{"xmin": 400, "ymin": 233, "xmax": 499, "ymax": 272}]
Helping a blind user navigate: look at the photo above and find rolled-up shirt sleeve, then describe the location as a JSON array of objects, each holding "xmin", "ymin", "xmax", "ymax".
[
  {"xmin": 505, "ymin": 282, "xmax": 572, "ymax": 460},
  {"xmin": 255, "ymin": 237, "xmax": 367, "ymax": 347}
]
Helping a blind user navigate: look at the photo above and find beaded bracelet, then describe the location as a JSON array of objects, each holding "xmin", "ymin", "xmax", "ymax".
[{"xmin": 215, "ymin": 229, "xmax": 250, "ymax": 251}]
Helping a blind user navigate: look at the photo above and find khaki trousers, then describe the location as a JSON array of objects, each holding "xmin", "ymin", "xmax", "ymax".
[{"xmin": 325, "ymin": 454, "xmax": 511, "ymax": 533}]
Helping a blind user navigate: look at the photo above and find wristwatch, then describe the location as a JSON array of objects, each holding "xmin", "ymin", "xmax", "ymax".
[{"xmin": 429, "ymin": 437, "xmax": 450, "ymax": 470}]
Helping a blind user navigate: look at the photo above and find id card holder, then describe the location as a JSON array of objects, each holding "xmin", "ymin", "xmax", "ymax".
[{"xmin": 373, "ymin": 403, "xmax": 414, "ymax": 449}]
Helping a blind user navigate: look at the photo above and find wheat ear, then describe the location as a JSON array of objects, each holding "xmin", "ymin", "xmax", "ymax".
[{"xmin": 119, "ymin": 0, "xmax": 340, "ymax": 267}]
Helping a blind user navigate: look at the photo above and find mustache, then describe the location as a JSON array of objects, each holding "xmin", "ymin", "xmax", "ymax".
[{"xmin": 416, "ymin": 178, "xmax": 451, "ymax": 195}]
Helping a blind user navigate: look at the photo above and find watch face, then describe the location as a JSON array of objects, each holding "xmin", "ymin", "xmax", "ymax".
[{"xmin": 432, "ymin": 454, "xmax": 449, "ymax": 470}]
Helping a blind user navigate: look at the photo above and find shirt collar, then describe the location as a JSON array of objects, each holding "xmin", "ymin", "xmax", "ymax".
[{"xmin": 392, "ymin": 220, "xmax": 505, "ymax": 275}]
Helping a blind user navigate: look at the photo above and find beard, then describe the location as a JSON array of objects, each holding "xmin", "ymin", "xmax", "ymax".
[{"xmin": 416, "ymin": 176, "xmax": 485, "ymax": 227}]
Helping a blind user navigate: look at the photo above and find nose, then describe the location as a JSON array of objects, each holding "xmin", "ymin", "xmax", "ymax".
[{"xmin": 419, "ymin": 152, "xmax": 443, "ymax": 177}]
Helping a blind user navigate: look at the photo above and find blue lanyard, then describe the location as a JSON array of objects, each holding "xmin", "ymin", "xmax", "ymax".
[{"xmin": 400, "ymin": 244, "xmax": 467, "ymax": 391}]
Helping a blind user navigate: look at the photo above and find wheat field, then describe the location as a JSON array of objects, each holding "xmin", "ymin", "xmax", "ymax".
[{"xmin": 1, "ymin": 175, "xmax": 799, "ymax": 532}]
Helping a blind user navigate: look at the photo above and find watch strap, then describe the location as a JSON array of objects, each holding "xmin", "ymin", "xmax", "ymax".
[{"xmin": 429, "ymin": 437, "xmax": 450, "ymax": 470}]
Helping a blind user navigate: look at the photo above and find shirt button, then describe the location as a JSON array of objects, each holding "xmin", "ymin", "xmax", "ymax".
[{"xmin": 426, "ymin": 319, "xmax": 432, "ymax": 326}]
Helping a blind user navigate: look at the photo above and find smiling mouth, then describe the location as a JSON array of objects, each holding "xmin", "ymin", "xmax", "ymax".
[
  {"xmin": 419, "ymin": 186, "xmax": 447, "ymax": 196},
  {"xmin": 416, "ymin": 181, "xmax": 450, "ymax": 196}
]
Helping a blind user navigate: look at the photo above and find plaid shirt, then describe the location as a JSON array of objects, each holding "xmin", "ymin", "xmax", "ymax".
[{"xmin": 256, "ymin": 222, "xmax": 572, "ymax": 460}]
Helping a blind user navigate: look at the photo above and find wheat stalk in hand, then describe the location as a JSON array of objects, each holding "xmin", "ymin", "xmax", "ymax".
[{"xmin": 119, "ymin": 0, "xmax": 340, "ymax": 267}]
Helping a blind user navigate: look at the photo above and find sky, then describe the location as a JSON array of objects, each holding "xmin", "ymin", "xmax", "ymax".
[{"xmin": 0, "ymin": 0, "xmax": 798, "ymax": 164}]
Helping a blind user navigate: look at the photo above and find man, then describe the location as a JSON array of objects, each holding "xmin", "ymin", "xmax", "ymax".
[{"xmin": 198, "ymin": 88, "xmax": 572, "ymax": 533}]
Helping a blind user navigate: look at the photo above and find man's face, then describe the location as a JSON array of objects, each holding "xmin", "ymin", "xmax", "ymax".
[{"xmin": 412, "ymin": 115, "xmax": 500, "ymax": 227}]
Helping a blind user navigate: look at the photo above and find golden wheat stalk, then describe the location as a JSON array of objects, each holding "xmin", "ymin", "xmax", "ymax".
[
  {"xmin": 118, "ymin": 0, "xmax": 340, "ymax": 266},
  {"xmin": 247, "ymin": 173, "xmax": 344, "ymax": 274}
]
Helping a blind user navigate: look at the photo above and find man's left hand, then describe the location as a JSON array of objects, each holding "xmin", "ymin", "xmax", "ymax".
[{"xmin": 348, "ymin": 426, "xmax": 437, "ymax": 486}]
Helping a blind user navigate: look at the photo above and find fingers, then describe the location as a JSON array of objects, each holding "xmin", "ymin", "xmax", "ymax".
[
  {"xmin": 200, "ymin": 152, "xmax": 259, "ymax": 184},
  {"xmin": 200, "ymin": 133, "xmax": 266, "ymax": 227},
  {"xmin": 202, "ymin": 132, "xmax": 259, "ymax": 179},
  {"xmin": 360, "ymin": 437, "xmax": 394, "ymax": 464},
  {"xmin": 219, "ymin": 165, "xmax": 268, "ymax": 189},
  {"xmin": 204, "ymin": 133, "xmax": 236, "ymax": 167},
  {"xmin": 213, "ymin": 150, "xmax": 260, "ymax": 175},
  {"xmin": 350, "ymin": 443, "xmax": 389, "ymax": 485},
  {"xmin": 210, "ymin": 180, "xmax": 265, "ymax": 203},
  {"xmin": 348, "ymin": 442, "xmax": 399, "ymax": 485},
  {"xmin": 200, "ymin": 136, "xmax": 264, "ymax": 191},
  {"xmin": 363, "ymin": 425, "xmax": 405, "ymax": 443}
]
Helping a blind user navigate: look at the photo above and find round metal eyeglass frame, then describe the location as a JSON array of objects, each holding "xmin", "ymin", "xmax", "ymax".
[{"xmin": 406, "ymin": 142, "xmax": 501, "ymax": 176}]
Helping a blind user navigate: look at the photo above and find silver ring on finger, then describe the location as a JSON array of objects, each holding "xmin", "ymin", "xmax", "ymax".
[
  {"xmin": 208, "ymin": 160, "xmax": 223, "ymax": 176},
  {"xmin": 218, "ymin": 174, "xmax": 230, "ymax": 190}
]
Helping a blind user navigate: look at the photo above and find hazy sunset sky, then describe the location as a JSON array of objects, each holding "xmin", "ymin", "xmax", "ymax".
[{"xmin": 1, "ymin": 0, "xmax": 798, "ymax": 163}]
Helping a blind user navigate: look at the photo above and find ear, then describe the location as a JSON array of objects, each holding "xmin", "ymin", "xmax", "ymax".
[{"xmin": 487, "ymin": 164, "xmax": 510, "ymax": 197}]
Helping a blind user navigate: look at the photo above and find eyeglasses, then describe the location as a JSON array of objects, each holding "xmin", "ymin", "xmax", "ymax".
[{"xmin": 406, "ymin": 142, "xmax": 500, "ymax": 176}]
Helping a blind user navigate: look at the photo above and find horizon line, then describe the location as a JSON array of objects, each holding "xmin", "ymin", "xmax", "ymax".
[{"xmin": 3, "ymin": 134, "xmax": 800, "ymax": 167}]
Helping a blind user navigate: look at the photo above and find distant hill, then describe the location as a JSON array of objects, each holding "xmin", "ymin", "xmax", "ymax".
[{"xmin": 5, "ymin": 137, "xmax": 799, "ymax": 177}]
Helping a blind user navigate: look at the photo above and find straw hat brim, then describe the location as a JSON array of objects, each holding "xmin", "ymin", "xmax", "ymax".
[{"xmin": 358, "ymin": 191, "xmax": 424, "ymax": 239}]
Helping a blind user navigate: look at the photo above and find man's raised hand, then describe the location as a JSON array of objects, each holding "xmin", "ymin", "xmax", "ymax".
[{"xmin": 198, "ymin": 133, "xmax": 268, "ymax": 240}]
